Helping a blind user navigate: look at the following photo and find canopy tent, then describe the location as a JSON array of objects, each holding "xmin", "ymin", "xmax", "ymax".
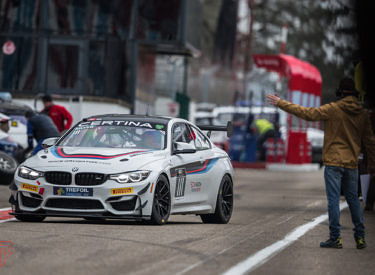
[
  {"xmin": 253, "ymin": 54, "xmax": 322, "ymax": 128},
  {"xmin": 252, "ymin": 54, "xmax": 322, "ymax": 97},
  {"xmin": 252, "ymin": 54, "xmax": 322, "ymax": 164}
]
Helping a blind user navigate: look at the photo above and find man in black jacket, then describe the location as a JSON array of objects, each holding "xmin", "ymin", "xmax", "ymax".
[{"xmin": 25, "ymin": 111, "xmax": 60, "ymax": 155}]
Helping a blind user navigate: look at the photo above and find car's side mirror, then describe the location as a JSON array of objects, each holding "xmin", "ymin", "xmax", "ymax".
[
  {"xmin": 173, "ymin": 142, "xmax": 196, "ymax": 154},
  {"xmin": 42, "ymin": 137, "xmax": 60, "ymax": 148}
]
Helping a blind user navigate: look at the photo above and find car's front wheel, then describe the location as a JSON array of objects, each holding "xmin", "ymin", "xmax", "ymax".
[
  {"xmin": 200, "ymin": 174, "xmax": 233, "ymax": 224},
  {"xmin": 150, "ymin": 175, "xmax": 171, "ymax": 225}
]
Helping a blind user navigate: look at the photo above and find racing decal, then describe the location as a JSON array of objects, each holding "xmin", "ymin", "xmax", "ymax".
[
  {"xmin": 175, "ymin": 168, "xmax": 186, "ymax": 197},
  {"xmin": 21, "ymin": 183, "xmax": 39, "ymax": 193},
  {"xmin": 110, "ymin": 187, "xmax": 134, "ymax": 195},
  {"xmin": 190, "ymin": 182, "xmax": 202, "ymax": 192},
  {"xmin": 78, "ymin": 120, "xmax": 166, "ymax": 130},
  {"xmin": 53, "ymin": 187, "xmax": 93, "ymax": 197},
  {"xmin": 51, "ymin": 147, "xmax": 150, "ymax": 160},
  {"xmin": 170, "ymin": 158, "xmax": 219, "ymax": 177}
]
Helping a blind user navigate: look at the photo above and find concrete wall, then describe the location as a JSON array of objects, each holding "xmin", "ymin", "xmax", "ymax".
[{"xmin": 13, "ymin": 98, "xmax": 131, "ymax": 125}]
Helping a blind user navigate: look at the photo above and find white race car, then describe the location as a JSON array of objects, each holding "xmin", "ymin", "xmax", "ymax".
[{"xmin": 10, "ymin": 115, "xmax": 234, "ymax": 225}]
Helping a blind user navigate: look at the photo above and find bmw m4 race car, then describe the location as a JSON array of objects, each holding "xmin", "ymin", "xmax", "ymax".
[{"xmin": 9, "ymin": 115, "xmax": 234, "ymax": 225}]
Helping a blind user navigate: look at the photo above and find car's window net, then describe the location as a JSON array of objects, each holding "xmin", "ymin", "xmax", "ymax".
[
  {"xmin": 58, "ymin": 120, "xmax": 166, "ymax": 150},
  {"xmin": 172, "ymin": 123, "xmax": 193, "ymax": 144},
  {"xmin": 190, "ymin": 126, "xmax": 211, "ymax": 150}
]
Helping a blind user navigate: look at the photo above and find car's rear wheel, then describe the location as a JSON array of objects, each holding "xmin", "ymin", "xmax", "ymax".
[
  {"xmin": 150, "ymin": 175, "xmax": 171, "ymax": 225},
  {"xmin": 200, "ymin": 174, "xmax": 233, "ymax": 224}
]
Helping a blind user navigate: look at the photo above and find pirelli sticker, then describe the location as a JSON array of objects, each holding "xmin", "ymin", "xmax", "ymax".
[
  {"xmin": 111, "ymin": 187, "xmax": 133, "ymax": 195},
  {"xmin": 21, "ymin": 183, "xmax": 39, "ymax": 193}
]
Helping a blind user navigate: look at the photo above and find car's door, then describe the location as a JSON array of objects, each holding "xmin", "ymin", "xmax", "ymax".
[
  {"xmin": 169, "ymin": 122, "xmax": 198, "ymax": 204},
  {"xmin": 184, "ymin": 125, "xmax": 216, "ymax": 204}
]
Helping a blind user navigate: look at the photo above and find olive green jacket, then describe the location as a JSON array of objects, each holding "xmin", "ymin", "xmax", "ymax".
[{"xmin": 277, "ymin": 96, "xmax": 375, "ymax": 171}]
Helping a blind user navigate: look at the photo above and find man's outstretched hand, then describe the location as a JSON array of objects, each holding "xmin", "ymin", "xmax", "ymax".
[{"xmin": 266, "ymin": 94, "xmax": 281, "ymax": 106}]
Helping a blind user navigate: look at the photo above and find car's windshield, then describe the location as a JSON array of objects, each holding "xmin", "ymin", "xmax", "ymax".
[{"xmin": 58, "ymin": 120, "xmax": 167, "ymax": 150}]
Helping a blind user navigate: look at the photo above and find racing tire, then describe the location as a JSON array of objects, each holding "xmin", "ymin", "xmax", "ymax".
[
  {"xmin": 0, "ymin": 151, "xmax": 18, "ymax": 185},
  {"xmin": 150, "ymin": 175, "xmax": 171, "ymax": 225},
  {"xmin": 200, "ymin": 174, "xmax": 233, "ymax": 224}
]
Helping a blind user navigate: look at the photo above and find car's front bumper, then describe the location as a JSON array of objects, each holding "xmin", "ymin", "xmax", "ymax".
[{"xmin": 12, "ymin": 175, "xmax": 155, "ymax": 219}]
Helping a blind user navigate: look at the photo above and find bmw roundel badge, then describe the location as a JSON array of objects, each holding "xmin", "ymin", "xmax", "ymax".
[{"xmin": 72, "ymin": 167, "xmax": 79, "ymax": 172}]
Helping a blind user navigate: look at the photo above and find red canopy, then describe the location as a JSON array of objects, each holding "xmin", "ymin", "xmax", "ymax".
[{"xmin": 252, "ymin": 54, "xmax": 322, "ymax": 96}]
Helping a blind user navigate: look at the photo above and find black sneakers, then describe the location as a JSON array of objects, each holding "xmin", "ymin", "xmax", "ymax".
[
  {"xmin": 320, "ymin": 237, "xmax": 343, "ymax": 249},
  {"xmin": 320, "ymin": 236, "xmax": 367, "ymax": 249},
  {"xmin": 356, "ymin": 237, "xmax": 367, "ymax": 249}
]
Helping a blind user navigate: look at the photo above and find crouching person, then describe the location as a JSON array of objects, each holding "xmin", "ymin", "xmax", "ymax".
[{"xmin": 25, "ymin": 111, "xmax": 60, "ymax": 155}]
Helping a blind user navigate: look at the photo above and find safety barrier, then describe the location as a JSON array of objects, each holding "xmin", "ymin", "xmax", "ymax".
[{"xmin": 265, "ymin": 138, "xmax": 285, "ymax": 163}]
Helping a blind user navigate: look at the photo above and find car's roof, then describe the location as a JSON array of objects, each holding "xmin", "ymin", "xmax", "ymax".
[{"xmin": 85, "ymin": 114, "xmax": 172, "ymax": 124}]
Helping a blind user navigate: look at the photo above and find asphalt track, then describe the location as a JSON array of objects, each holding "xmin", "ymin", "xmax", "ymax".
[{"xmin": 0, "ymin": 169, "xmax": 374, "ymax": 275}]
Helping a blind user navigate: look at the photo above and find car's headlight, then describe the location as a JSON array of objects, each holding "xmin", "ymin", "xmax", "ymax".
[
  {"xmin": 18, "ymin": 166, "xmax": 44, "ymax": 180},
  {"xmin": 109, "ymin": 170, "xmax": 150, "ymax": 183}
]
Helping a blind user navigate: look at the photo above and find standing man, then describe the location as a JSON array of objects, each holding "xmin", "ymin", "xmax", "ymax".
[
  {"xmin": 41, "ymin": 95, "xmax": 73, "ymax": 133},
  {"xmin": 267, "ymin": 77, "xmax": 375, "ymax": 249},
  {"xmin": 25, "ymin": 111, "xmax": 60, "ymax": 155}
]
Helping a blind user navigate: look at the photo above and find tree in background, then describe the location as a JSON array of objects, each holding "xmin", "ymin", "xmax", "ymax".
[{"xmin": 189, "ymin": 0, "xmax": 358, "ymax": 105}]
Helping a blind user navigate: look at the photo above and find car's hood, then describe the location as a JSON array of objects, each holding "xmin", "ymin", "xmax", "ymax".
[{"xmin": 22, "ymin": 146, "xmax": 169, "ymax": 173}]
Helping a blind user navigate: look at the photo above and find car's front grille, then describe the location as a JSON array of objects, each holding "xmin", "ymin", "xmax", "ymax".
[
  {"xmin": 20, "ymin": 193, "xmax": 42, "ymax": 208},
  {"xmin": 45, "ymin": 172, "xmax": 72, "ymax": 185},
  {"xmin": 45, "ymin": 198, "xmax": 104, "ymax": 210},
  {"xmin": 75, "ymin": 173, "xmax": 106, "ymax": 186},
  {"xmin": 110, "ymin": 197, "xmax": 137, "ymax": 211}
]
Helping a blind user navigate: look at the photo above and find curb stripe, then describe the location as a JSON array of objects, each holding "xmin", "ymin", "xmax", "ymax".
[{"xmin": 0, "ymin": 208, "xmax": 14, "ymax": 223}]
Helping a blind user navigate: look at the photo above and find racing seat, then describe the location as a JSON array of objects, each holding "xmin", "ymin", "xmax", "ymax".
[{"xmin": 141, "ymin": 131, "xmax": 163, "ymax": 150}]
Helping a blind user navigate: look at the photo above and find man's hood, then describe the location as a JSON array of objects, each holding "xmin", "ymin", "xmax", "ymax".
[{"xmin": 336, "ymin": 96, "xmax": 363, "ymax": 115}]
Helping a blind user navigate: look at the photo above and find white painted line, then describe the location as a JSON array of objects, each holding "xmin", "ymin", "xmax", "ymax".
[
  {"xmin": 176, "ymin": 231, "xmax": 264, "ymax": 275},
  {"xmin": 223, "ymin": 202, "xmax": 348, "ymax": 275},
  {"xmin": 267, "ymin": 163, "xmax": 320, "ymax": 172}
]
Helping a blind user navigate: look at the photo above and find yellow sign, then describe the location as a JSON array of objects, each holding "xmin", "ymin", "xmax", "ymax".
[
  {"xmin": 21, "ymin": 183, "xmax": 39, "ymax": 193},
  {"xmin": 110, "ymin": 187, "xmax": 133, "ymax": 195},
  {"xmin": 11, "ymin": 121, "xmax": 18, "ymax": 127}
]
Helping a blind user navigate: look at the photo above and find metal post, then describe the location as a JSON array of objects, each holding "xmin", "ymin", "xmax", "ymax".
[
  {"xmin": 183, "ymin": 56, "xmax": 189, "ymax": 95},
  {"xmin": 128, "ymin": 0, "xmax": 139, "ymax": 114},
  {"xmin": 36, "ymin": 0, "xmax": 49, "ymax": 96},
  {"xmin": 243, "ymin": 0, "xmax": 255, "ymax": 98}
]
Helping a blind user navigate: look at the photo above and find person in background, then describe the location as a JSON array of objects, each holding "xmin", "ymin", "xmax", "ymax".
[
  {"xmin": 0, "ymin": 116, "xmax": 9, "ymax": 133},
  {"xmin": 267, "ymin": 77, "xmax": 375, "ymax": 249},
  {"xmin": 253, "ymin": 117, "xmax": 275, "ymax": 161},
  {"xmin": 25, "ymin": 111, "xmax": 60, "ymax": 155},
  {"xmin": 41, "ymin": 94, "xmax": 73, "ymax": 133}
]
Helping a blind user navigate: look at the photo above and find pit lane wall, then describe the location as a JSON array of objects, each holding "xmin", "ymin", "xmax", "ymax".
[{"xmin": 13, "ymin": 96, "xmax": 131, "ymax": 125}]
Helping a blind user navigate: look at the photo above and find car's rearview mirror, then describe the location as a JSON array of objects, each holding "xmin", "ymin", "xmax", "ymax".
[
  {"xmin": 42, "ymin": 137, "xmax": 60, "ymax": 148},
  {"xmin": 173, "ymin": 142, "xmax": 196, "ymax": 154}
]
